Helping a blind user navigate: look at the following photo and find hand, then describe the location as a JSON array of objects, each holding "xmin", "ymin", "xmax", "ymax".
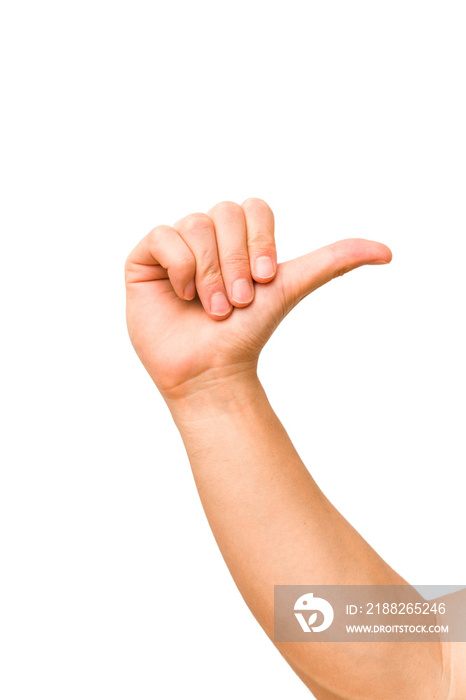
[{"xmin": 125, "ymin": 198, "xmax": 391, "ymax": 400}]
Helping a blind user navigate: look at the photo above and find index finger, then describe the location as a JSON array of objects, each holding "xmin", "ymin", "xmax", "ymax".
[{"xmin": 241, "ymin": 198, "xmax": 277, "ymax": 283}]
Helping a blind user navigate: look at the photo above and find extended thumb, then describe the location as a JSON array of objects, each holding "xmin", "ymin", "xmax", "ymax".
[{"xmin": 279, "ymin": 238, "xmax": 392, "ymax": 311}]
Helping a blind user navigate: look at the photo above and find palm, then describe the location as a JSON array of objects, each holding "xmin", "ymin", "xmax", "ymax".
[
  {"xmin": 126, "ymin": 266, "xmax": 287, "ymax": 395},
  {"xmin": 126, "ymin": 238, "xmax": 391, "ymax": 397}
]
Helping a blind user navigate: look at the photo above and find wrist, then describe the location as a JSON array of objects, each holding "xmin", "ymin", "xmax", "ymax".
[{"xmin": 162, "ymin": 364, "xmax": 266, "ymax": 427}]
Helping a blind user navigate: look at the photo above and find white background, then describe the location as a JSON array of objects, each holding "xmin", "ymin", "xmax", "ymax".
[{"xmin": 1, "ymin": 1, "xmax": 465, "ymax": 698}]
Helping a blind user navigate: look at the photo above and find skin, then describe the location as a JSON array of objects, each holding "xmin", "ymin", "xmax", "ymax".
[{"xmin": 125, "ymin": 198, "xmax": 456, "ymax": 699}]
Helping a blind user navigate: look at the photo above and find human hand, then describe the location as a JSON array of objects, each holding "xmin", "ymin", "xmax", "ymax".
[{"xmin": 125, "ymin": 198, "xmax": 391, "ymax": 401}]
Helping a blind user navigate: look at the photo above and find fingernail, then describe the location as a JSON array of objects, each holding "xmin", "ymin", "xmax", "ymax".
[
  {"xmin": 254, "ymin": 256, "xmax": 275, "ymax": 279},
  {"xmin": 370, "ymin": 259, "xmax": 390, "ymax": 265},
  {"xmin": 210, "ymin": 292, "xmax": 231, "ymax": 316},
  {"xmin": 184, "ymin": 281, "xmax": 196, "ymax": 299},
  {"xmin": 231, "ymin": 278, "xmax": 254, "ymax": 304}
]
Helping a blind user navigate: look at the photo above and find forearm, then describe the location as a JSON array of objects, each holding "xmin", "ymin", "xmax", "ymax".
[
  {"xmin": 166, "ymin": 373, "xmax": 448, "ymax": 699},
  {"xmin": 168, "ymin": 373, "xmax": 404, "ymax": 608},
  {"xmin": 127, "ymin": 202, "xmax": 452, "ymax": 697}
]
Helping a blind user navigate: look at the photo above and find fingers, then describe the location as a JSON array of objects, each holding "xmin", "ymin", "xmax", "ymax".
[
  {"xmin": 173, "ymin": 213, "xmax": 233, "ymax": 319},
  {"xmin": 127, "ymin": 210, "xmax": 392, "ymax": 328},
  {"xmin": 206, "ymin": 202, "xmax": 254, "ymax": 307},
  {"xmin": 126, "ymin": 199, "xmax": 278, "ymax": 321},
  {"xmin": 206, "ymin": 198, "xmax": 277, "ymax": 307},
  {"xmin": 173, "ymin": 199, "xmax": 277, "ymax": 320},
  {"xmin": 125, "ymin": 225, "xmax": 196, "ymax": 300},
  {"xmin": 241, "ymin": 198, "xmax": 277, "ymax": 283}
]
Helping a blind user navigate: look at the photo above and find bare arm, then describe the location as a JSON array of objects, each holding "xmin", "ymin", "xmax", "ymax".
[
  {"xmin": 167, "ymin": 376, "xmax": 447, "ymax": 699},
  {"xmin": 125, "ymin": 198, "xmax": 451, "ymax": 699}
]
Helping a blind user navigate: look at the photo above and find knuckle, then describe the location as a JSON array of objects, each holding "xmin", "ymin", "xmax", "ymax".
[
  {"xmin": 222, "ymin": 251, "xmax": 250, "ymax": 274},
  {"xmin": 328, "ymin": 246, "xmax": 349, "ymax": 279},
  {"xmin": 249, "ymin": 235, "xmax": 276, "ymax": 254},
  {"xmin": 184, "ymin": 213, "xmax": 213, "ymax": 235},
  {"xmin": 203, "ymin": 269, "xmax": 221, "ymax": 288},
  {"xmin": 241, "ymin": 197, "xmax": 272, "ymax": 215},
  {"xmin": 328, "ymin": 245, "xmax": 345, "ymax": 278},
  {"xmin": 209, "ymin": 200, "xmax": 242, "ymax": 222},
  {"xmin": 333, "ymin": 266, "xmax": 349, "ymax": 279},
  {"xmin": 174, "ymin": 252, "xmax": 195, "ymax": 276},
  {"xmin": 199, "ymin": 258, "xmax": 222, "ymax": 287},
  {"xmin": 148, "ymin": 224, "xmax": 170, "ymax": 242}
]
